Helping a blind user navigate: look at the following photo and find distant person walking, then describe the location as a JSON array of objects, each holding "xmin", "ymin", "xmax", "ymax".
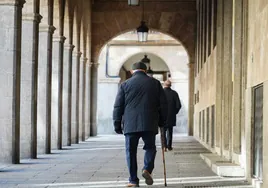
[
  {"xmin": 113, "ymin": 62, "xmax": 167, "ymax": 187},
  {"xmin": 162, "ymin": 80, "xmax": 181, "ymax": 151}
]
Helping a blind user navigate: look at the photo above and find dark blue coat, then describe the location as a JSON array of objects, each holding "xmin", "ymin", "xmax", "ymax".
[
  {"xmin": 113, "ymin": 71, "xmax": 168, "ymax": 134},
  {"xmin": 163, "ymin": 87, "xmax": 181, "ymax": 127}
]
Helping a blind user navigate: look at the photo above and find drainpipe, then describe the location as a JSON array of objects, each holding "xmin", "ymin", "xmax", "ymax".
[{"xmin": 105, "ymin": 44, "xmax": 120, "ymax": 78}]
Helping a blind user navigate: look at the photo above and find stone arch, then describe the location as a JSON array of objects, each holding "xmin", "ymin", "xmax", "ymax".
[
  {"xmin": 53, "ymin": 0, "xmax": 64, "ymax": 36},
  {"xmin": 80, "ymin": 17, "xmax": 88, "ymax": 58},
  {"xmin": 73, "ymin": 2, "xmax": 82, "ymax": 53},
  {"xmin": 79, "ymin": 0, "xmax": 91, "ymax": 58},
  {"xmin": 91, "ymin": 0, "xmax": 196, "ymax": 63},
  {"xmin": 86, "ymin": 1, "xmax": 92, "ymax": 60},
  {"xmin": 40, "ymin": 0, "xmax": 53, "ymax": 25},
  {"xmin": 118, "ymin": 52, "xmax": 170, "ymax": 75},
  {"xmin": 97, "ymin": 28, "xmax": 191, "ymax": 65},
  {"xmin": 63, "ymin": 0, "xmax": 74, "ymax": 45},
  {"xmin": 23, "ymin": 0, "xmax": 39, "ymax": 15},
  {"xmin": 97, "ymin": 45, "xmax": 189, "ymax": 135},
  {"xmin": 98, "ymin": 44, "xmax": 188, "ymax": 81}
]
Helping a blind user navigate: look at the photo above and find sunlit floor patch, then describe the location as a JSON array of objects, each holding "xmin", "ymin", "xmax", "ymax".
[{"xmin": 30, "ymin": 177, "xmax": 250, "ymax": 188}]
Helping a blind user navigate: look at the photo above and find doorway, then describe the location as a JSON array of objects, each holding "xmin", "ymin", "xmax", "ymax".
[{"xmin": 252, "ymin": 84, "xmax": 263, "ymax": 180}]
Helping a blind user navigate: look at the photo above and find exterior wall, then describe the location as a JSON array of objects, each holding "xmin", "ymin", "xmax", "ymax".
[
  {"xmin": 247, "ymin": 1, "xmax": 268, "ymax": 187},
  {"xmin": 247, "ymin": 0, "xmax": 268, "ymax": 88},
  {"xmin": 193, "ymin": 48, "xmax": 216, "ymax": 139},
  {"xmin": 97, "ymin": 44, "xmax": 189, "ymax": 135},
  {"xmin": 194, "ymin": 0, "xmax": 268, "ymax": 187}
]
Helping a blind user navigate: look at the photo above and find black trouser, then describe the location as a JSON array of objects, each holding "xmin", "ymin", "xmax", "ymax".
[{"xmin": 162, "ymin": 127, "xmax": 173, "ymax": 149}]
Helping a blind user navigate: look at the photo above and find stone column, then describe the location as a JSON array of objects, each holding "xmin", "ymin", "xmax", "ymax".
[
  {"xmin": 215, "ymin": 0, "xmax": 224, "ymax": 153},
  {"xmin": 79, "ymin": 57, "xmax": 87, "ymax": 141},
  {"xmin": 232, "ymin": 0, "xmax": 243, "ymax": 159},
  {"xmin": 37, "ymin": 24, "xmax": 55, "ymax": 154},
  {"xmin": 90, "ymin": 63, "xmax": 99, "ymax": 136},
  {"xmin": 51, "ymin": 35, "xmax": 65, "ymax": 150},
  {"xmin": 195, "ymin": 1, "xmax": 200, "ymax": 75},
  {"xmin": 202, "ymin": 0, "xmax": 207, "ymax": 64},
  {"xmin": 62, "ymin": 44, "xmax": 74, "ymax": 146},
  {"xmin": 20, "ymin": 6, "xmax": 42, "ymax": 159},
  {"xmin": 85, "ymin": 62, "xmax": 91, "ymax": 138},
  {"xmin": 71, "ymin": 51, "xmax": 81, "ymax": 144},
  {"xmin": 206, "ymin": 0, "xmax": 211, "ymax": 57},
  {"xmin": 200, "ymin": 0, "xmax": 204, "ymax": 69},
  {"xmin": 0, "ymin": 0, "xmax": 24, "ymax": 164},
  {"xmin": 188, "ymin": 63, "xmax": 195, "ymax": 136},
  {"xmin": 240, "ymin": 0, "xmax": 248, "ymax": 171},
  {"xmin": 222, "ymin": 0, "xmax": 233, "ymax": 158}
]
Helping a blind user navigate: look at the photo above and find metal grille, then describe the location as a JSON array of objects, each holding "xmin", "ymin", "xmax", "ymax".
[
  {"xmin": 253, "ymin": 85, "xmax": 263, "ymax": 180},
  {"xmin": 211, "ymin": 105, "xmax": 215, "ymax": 148},
  {"xmin": 206, "ymin": 107, "xmax": 210, "ymax": 143}
]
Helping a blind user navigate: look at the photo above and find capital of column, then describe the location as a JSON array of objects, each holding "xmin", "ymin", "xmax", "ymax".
[
  {"xmin": 73, "ymin": 51, "xmax": 82, "ymax": 58},
  {"xmin": 22, "ymin": 13, "xmax": 42, "ymax": 23},
  {"xmin": 0, "ymin": 0, "xmax": 25, "ymax": 7},
  {"xmin": 39, "ymin": 24, "xmax": 56, "ymax": 34},
  {"xmin": 64, "ymin": 44, "xmax": 75, "ymax": 51},
  {"xmin": 81, "ymin": 57, "xmax": 88, "ymax": 64},
  {"xmin": 53, "ymin": 35, "xmax": 66, "ymax": 43}
]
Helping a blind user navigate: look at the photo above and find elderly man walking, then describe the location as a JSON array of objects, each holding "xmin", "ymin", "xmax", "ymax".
[
  {"xmin": 162, "ymin": 80, "xmax": 181, "ymax": 151},
  {"xmin": 113, "ymin": 62, "xmax": 167, "ymax": 187}
]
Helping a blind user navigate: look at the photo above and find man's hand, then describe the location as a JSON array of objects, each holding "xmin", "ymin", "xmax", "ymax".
[{"xmin": 114, "ymin": 120, "xmax": 123, "ymax": 134}]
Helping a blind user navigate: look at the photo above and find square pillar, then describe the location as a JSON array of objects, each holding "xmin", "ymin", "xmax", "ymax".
[
  {"xmin": 51, "ymin": 35, "xmax": 65, "ymax": 150},
  {"xmin": 71, "ymin": 51, "xmax": 81, "ymax": 144},
  {"xmin": 85, "ymin": 63, "xmax": 91, "ymax": 138},
  {"xmin": 188, "ymin": 63, "xmax": 195, "ymax": 136},
  {"xmin": 0, "ymin": 0, "xmax": 24, "ymax": 164},
  {"xmin": 37, "ymin": 24, "xmax": 55, "ymax": 154},
  {"xmin": 222, "ymin": 0, "xmax": 233, "ymax": 158},
  {"xmin": 20, "ymin": 11, "xmax": 42, "ymax": 159},
  {"xmin": 62, "ymin": 44, "xmax": 74, "ymax": 146},
  {"xmin": 80, "ymin": 57, "xmax": 87, "ymax": 141},
  {"xmin": 215, "ymin": 0, "xmax": 224, "ymax": 153},
  {"xmin": 90, "ymin": 63, "xmax": 99, "ymax": 136}
]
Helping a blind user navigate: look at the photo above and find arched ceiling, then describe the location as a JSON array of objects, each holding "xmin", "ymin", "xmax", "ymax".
[{"xmin": 91, "ymin": 0, "xmax": 196, "ymax": 63}]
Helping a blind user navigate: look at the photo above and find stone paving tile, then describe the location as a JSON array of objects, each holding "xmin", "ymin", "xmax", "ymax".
[{"xmin": 0, "ymin": 135, "xmax": 252, "ymax": 188}]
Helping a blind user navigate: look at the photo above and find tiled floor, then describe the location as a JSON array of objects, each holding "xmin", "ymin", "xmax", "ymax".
[{"xmin": 0, "ymin": 135, "xmax": 252, "ymax": 188}]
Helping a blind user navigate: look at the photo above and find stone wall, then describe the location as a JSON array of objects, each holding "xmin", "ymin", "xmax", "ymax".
[
  {"xmin": 247, "ymin": 0, "xmax": 268, "ymax": 87},
  {"xmin": 247, "ymin": 1, "xmax": 268, "ymax": 186}
]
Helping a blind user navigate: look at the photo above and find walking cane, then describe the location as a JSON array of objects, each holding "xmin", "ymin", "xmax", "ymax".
[{"xmin": 160, "ymin": 128, "xmax": 167, "ymax": 187}]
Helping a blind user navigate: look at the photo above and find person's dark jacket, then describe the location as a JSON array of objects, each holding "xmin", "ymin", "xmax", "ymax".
[
  {"xmin": 164, "ymin": 87, "xmax": 181, "ymax": 127},
  {"xmin": 113, "ymin": 71, "xmax": 168, "ymax": 134}
]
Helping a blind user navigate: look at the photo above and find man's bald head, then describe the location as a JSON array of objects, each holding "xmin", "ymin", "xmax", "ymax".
[{"xmin": 164, "ymin": 80, "xmax": 172, "ymax": 88}]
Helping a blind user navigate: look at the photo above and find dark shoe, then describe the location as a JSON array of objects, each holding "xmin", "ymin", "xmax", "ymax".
[
  {"xmin": 142, "ymin": 170, "xmax": 153, "ymax": 185},
  {"xmin": 164, "ymin": 147, "xmax": 167, "ymax": 152},
  {"xmin": 168, "ymin": 147, "xmax": 173, "ymax": 151},
  {"xmin": 126, "ymin": 182, "xmax": 139, "ymax": 187}
]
